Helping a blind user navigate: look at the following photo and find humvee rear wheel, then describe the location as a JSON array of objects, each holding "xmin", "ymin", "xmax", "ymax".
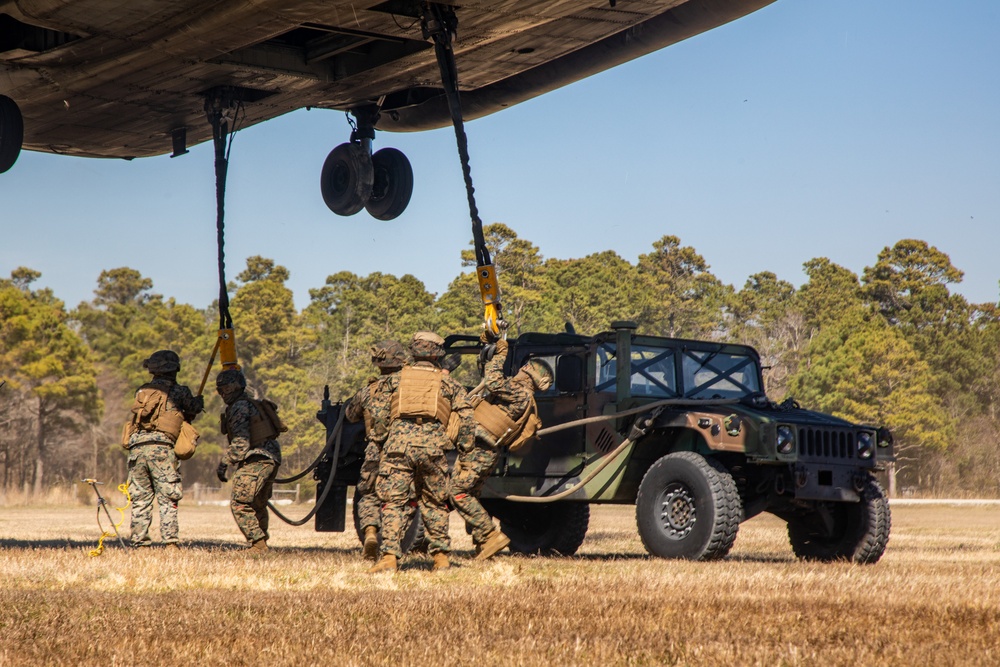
[
  {"xmin": 636, "ymin": 452, "xmax": 742, "ymax": 561},
  {"xmin": 786, "ymin": 474, "xmax": 890, "ymax": 564},
  {"xmin": 351, "ymin": 487, "xmax": 425, "ymax": 554},
  {"xmin": 483, "ymin": 500, "xmax": 590, "ymax": 556}
]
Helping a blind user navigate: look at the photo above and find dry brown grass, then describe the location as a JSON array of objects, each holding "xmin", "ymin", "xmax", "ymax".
[{"xmin": 1, "ymin": 502, "xmax": 999, "ymax": 666}]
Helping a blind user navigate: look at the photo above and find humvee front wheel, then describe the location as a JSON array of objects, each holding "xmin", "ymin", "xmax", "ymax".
[
  {"xmin": 786, "ymin": 474, "xmax": 890, "ymax": 564},
  {"xmin": 636, "ymin": 452, "xmax": 742, "ymax": 560}
]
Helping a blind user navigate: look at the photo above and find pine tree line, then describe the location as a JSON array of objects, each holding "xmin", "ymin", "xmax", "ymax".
[{"xmin": 2, "ymin": 226, "xmax": 998, "ymax": 498}]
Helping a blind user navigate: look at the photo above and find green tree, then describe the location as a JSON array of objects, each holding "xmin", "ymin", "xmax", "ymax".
[
  {"xmin": 728, "ymin": 272, "xmax": 803, "ymax": 399},
  {"xmin": 637, "ymin": 235, "xmax": 729, "ymax": 338},
  {"xmin": 789, "ymin": 312, "xmax": 952, "ymax": 490},
  {"xmin": 459, "ymin": 223, "xmax": 545, "ymax": 336},
  {"xmin": 0, "ymin": 273, "xmax": 101, "ymax": 494},
  {"xmin": 861, "ymin": 239, "xmax": 979, "ymax": 405},
  {"xmin": 538, "ymin": 251, "xmax": 656, "ymax": 335}
]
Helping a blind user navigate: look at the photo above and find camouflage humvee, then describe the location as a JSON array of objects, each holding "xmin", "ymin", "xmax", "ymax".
[{"xmin": 314, "ymin": 321, "xmax": 893, "ymax": 563}]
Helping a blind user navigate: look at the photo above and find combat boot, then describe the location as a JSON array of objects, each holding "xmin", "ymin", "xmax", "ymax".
[
  {"xmin": 362, "ymin": 526, "xmax": 379, "ymax": 561},
  {"xmin": 475, "ymin": 531, "xmax": 511, "ymax": 561},
  {"xmin": 369, "ymin": 554, "xmax": 397, "ymax": 573},
  {"xmin": 432, "ymin": 552, "xmax": 451, "ymax": 571},
  {"xmin": 249, "ymin": 539, "xmax": 269, "ymax": 555}
]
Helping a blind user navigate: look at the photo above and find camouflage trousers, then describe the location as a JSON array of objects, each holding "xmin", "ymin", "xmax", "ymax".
[
  {"xmin": 376, "ymin": 444, "xmax": 450, "ymax": 558},
  {"xmin": 127, "ymin": 443, "xmax": 182, "ymax": 545},
  {"xmin": 231, "ymin": 457, "xmax": 278, "ymax": 544},
  {"xmin": 356, "ymin": 441, "xmax": 382, "ymax": 531},
  {"xmin": 450, "ymin": 444, "xmax": 501, "ymax": 545}
]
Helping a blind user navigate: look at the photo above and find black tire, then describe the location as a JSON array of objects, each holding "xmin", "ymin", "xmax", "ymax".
[
  {"xmin": 364, "ymin": 147, "xmax": 413, "ymax": 220},
  {"xmin": 485, "ymin": 500, "xmax": 590, "ymax": 556},
  {"xmin": 787, "ymin": 474, "xmax": 890, "ymax": 564},
  {"xmin": 320, "ymin": 142, "xmax": 373, "ymax": 216},
  {"xmin": 351, "ymin": 487, "xmax": 424, "ymax": 553},
  {"xmin": 635, "ymin": 451, "xmax": 742, "ymax": 561},
  {"xmin": 0, "ymin": 95, "xmax": 24, "ymax": 174}
]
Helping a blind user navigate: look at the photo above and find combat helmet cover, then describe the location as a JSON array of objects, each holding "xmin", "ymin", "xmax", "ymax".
[
  {"xmin": 521, "ymin": 358, "xmax": 554, "ymax": 391},
  {"xmin": 216, "ymin": 368, "xmax": 247, "ymax": 390},
  {"xmin": 371, "ymin": 340, "xmax": 409, "ymax": 370},
  {"xmin": 410, "ymin": 331, "xmax": 446, "ymax": 359},
  {"xmin": 143, "ymin": 349, "xmax": 181, "ymax": 374}
]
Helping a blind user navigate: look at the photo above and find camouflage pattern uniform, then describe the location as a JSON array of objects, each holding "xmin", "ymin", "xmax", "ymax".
[
  {"xmin": 346, "ymin": 376, "xmax": 392, "ymax": 531},
  {"xmin": 375, "ymin": 334, "xmax": 474, "ymax": 559},
  {"xmin": 345, "ymin": 340, "xmax": 410, "ymax": 535},
  {"xmin": 451, "ymin": 339, "xmax": 535, "ymax": 546},
  {"xmin": 218, "ymin": 370, "xmax": 282, "ymax": 545},
  {"xmin": 126, "ymin": 351, "xmax": 202, "ymax": 546}
]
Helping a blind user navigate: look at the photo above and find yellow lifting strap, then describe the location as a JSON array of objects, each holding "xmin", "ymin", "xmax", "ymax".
[
  {"xmin": 477, "ymin": 264, "xmax": 503, "ymax": 337},
  {"xmin": 197, "ymin": 328, "xmax": 240, "ymax": 397}
]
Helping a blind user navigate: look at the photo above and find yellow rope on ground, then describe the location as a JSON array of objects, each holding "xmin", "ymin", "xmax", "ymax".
[{"xmin": 89, "ymin": 482, "xmax": 131, "ymax": 557}]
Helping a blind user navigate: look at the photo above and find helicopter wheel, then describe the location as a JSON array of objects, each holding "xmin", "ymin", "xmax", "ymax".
[
  {"xmin": 320, "ymin": 142, "xmax": 374, "ymax": 216},
  {"xmin": 365, "ymin": 147, "xmax": 413, "ymax": 220}
]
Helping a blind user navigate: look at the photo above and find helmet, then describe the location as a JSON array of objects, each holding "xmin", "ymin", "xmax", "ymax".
[
  {"xmin": 371, "ymin": 340, "xmax": 409, "ymax": 370},
  {"xmin": 521, "ymin": 358, "xmax": 553, "ymax": 392},
  {"xmin": 410, "ymin": 331, "xmax": 445, "ymax": 360},
  {"xmin": 215, "ymin": 369, "xmax": 247, "ymax": 390},
  {"xmin": 143, "ymin": 350, "xmax": 180, "ymax": 374}
]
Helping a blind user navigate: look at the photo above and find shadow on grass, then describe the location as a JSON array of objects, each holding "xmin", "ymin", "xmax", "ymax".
[{"xmin": 0, "ymin": 538, "xmax": 362, "ymax": 557}]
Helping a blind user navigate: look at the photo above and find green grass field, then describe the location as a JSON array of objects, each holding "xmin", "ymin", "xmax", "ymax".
[{"xmin": 1, "ymin": 501, "xmax": 998, "ymax": 666}]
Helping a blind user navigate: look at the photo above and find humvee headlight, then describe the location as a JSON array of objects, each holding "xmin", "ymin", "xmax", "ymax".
[
  {"xmin": 857, "ymin": 432, "xmax": 874, "ymax": 459},
  {"xmin": 776, "ymin": 425, "xmax": 795, "ymax": 454}
]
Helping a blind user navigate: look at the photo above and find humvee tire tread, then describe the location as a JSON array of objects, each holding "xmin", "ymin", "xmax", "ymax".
[
  {"xmin": 787, "ymin": 473, "xmax": 890, "ymax": 564},
  {"xmin": 636, "ymin": 451, "xmax": 742, "ymax": 561},
  {"xmin": 487, "ymin": 500, "xmax": 590, "ymax": 557}
]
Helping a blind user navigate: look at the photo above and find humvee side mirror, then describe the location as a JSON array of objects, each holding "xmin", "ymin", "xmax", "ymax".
[{"xmin": 555, "ymin": 355, "xmax": 584, "ymax": 392}]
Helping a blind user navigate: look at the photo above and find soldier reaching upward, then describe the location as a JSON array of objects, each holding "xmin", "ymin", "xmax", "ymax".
[
  {"xmin": 453, "ymin": 333, "xmax": 553, "ymax": 560},
  {"xmin": 123, "ymin": 350, "xmax": 203, "ymax": 549},
  {"xmin": 215, "ymin": 369, "xmax": 284, "ymax": 554},
  {"xmin": 370, "ymin": 331, "xmax": 475, "ymax": 573}
]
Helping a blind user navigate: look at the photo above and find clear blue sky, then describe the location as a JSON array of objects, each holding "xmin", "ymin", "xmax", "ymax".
[{"xmin": 3, "ymin": 0, "xmax": 998, "ymax": 314}]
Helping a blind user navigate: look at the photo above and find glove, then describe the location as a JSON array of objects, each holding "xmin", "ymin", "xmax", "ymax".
[
  {"xmin": 216, "ymin": 462, "xmax": 229, "ymax": 483},
  {"xmin": 479, "ymin": 328, "xmax": 496, "ymax": 345},
  {"xmin": 192, "ymin": 395, "xmax": 205, "ymax": 413},
  {"xmin": 495, "ymin": 339, "xmax": 508, "ymax": 355}
]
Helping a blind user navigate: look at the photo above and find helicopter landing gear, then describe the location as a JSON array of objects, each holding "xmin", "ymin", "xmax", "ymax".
[
  {"xmin": 0, "ymin": 95, "xmax": 24, "ymax": 174},
  {"xmin": 320, "ymin": 105, "xmax": 413, "ymax": 220}
]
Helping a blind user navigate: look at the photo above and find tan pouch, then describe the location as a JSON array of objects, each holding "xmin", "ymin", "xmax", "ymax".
[
  {"xmin": 474, "ymin": 400, "xmax": 518, "ymax": 441},
  {"xmin": 506, "ymin": 409, "xmax": 541, "ymax": 452},
  {"xmin": 173, "ymin": 421, "xmax": 200, "ymax": 460},
  {"xmin": 393, "ymin": 367, "xmax": 451, "ymax": 423}
]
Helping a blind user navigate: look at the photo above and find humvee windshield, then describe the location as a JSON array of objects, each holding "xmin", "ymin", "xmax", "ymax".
[{"xmin": 596, "ymin": 344, "xmax": 761, "ymax": 399}]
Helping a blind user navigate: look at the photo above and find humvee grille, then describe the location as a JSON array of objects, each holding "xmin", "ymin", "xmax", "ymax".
[{"xmin": 797, "ymin": 428, "xmax": 855, "ymax": 460}]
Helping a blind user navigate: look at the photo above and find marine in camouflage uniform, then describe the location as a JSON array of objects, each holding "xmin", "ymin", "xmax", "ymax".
[
  {"xmin": 345, "ymin": 340, "xmax": 409, "ymax": 559},
  {"xmin": 370, "ymin": 331, "xmax": 474, "ymax": 573},
  {"xmin": 126, "ymin": 350, "xmax": 203, "ymax": 547},
  {"xmin": 452, "ymin": 337, "xmax": 553, "ymax": 560},
  {"xmin": 216, "ymin": 369, "xmax": 283, "ymax": 553}
]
